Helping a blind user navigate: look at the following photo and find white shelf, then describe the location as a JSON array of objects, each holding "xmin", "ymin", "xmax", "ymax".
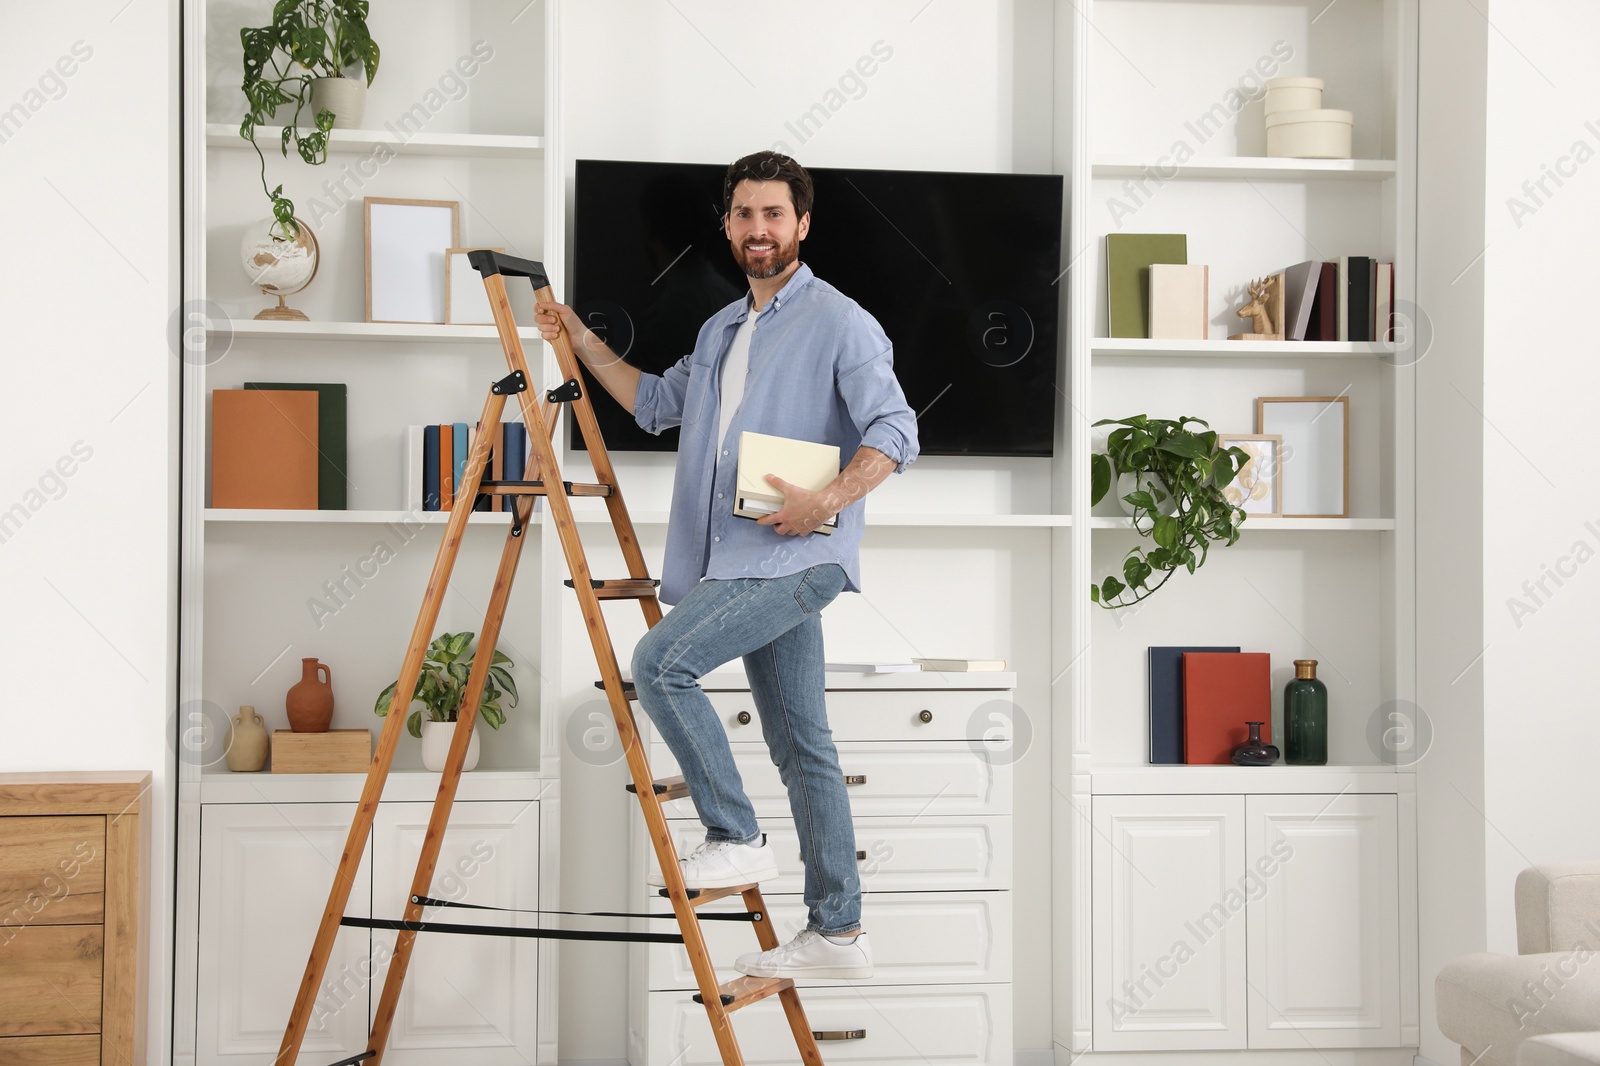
[
  {"xmin": 204, "ymin": 508, "xmax": 534, "ymax": 525},
  {"xmin": 218, "ymin": 319, "xmax": 541, "ymax": 343},
  {"xmin": 1092, "ymin": 338, "xmax": 1392, "ymax": 358},
  {"xmin": 569, "ymin": 507, "xmax": 1071, "ymax": 528},
  {"xmin": 198, "ymin": 768, "xmax": 558, "ymax": 804},
  {"xmin": 206, "ymin": 122, "xmax": 543, "ymax": 159},
  {"xmin": 1090, "ymin": 763, "xmax": 1412, "ymax": 796},
  {"xmin": 1092, "ymin": 157, "xmax": 1396, "ymax": 181},
  {"xmin": 1089, "ymin": 515, "xmax": 1393, "ymax": 532}
]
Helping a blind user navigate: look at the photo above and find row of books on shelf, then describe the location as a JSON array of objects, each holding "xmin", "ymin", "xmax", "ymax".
[
  {"xmin": 1107, "ymin": 232, "xmax": 1396, "ymax": 343},
  {"xmin": 1150, "ymin": 646, "xmax": 1273, "ymax": 764},
  {"xmin": 401, "ymin": 422, "xmax": 531, "ymax": 512}
]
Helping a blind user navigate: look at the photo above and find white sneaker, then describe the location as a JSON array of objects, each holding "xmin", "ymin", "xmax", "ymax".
[
  {"xmin": 734, "ymin": 929, "xmax": 874, "ymax": 979},
  {"xmin": 648, "ymin": 836, "xmax": 780, "ymax": 890}
]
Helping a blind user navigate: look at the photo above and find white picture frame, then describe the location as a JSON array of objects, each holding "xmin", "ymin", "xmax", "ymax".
[
  {"xmin": 1255, "ymin": 396, "xmax": 1350, "ymax": 518},
  {"xmin": 364, "ymin": 197, "xmax": 460, "ymax": 324},
  {"xmin": 445, "ymin": 247, "xmax": 504, "ymax": 326},
  {"xmin": 1219, "ymin": 433, "xmax": 1283, "ymax": 518}
]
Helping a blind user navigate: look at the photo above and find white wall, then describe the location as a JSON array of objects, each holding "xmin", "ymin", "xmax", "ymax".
[
  {"xmin": 1478, "ymin": 0, "xmax": 1600, "ymax": 938},
  {"xmin": 1416, "ymin": 0, "xmax": 1488, "ymax": 1058},
  {"xmin": 1418, "ymin": 0, "xmax": 1600, "ymax": 1059},
  {"xmin": 553, "ymin": 2, "xmax": 1059, "ymax": 1060},
  {"xmin": 0, "ymin": 2, "xmax": 180, "ymax": 1063}
]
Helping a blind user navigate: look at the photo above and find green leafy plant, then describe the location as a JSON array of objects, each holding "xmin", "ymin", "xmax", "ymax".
[
  {"xmin": 374, "ymin": 632, "xmax": 517, "ymax": 739},
  {"xmin": 1089, "ymin": 414, "xmax": 1251, "ymax": 609},
  {"xmin": 239, "ymin": 0, "xmax": 381, "ymax": 236}
]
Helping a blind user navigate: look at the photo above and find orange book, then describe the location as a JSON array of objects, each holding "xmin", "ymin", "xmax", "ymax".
[
  {"xmin": 1181, "ymin": 651, "xmax": 1271, "ymax": 764},
  {"xmin": 211, "ymin": 389, "xmax": 319, "ymax": 509},
  {"xmin": 438, "ymin": 422, "xmax": 454, "ymax": 510}
]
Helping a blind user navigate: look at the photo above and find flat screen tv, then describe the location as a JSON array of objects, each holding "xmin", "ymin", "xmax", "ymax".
[{"xmin": 568, "ymin": 159, "xmax": 1064, "ymax": 457}]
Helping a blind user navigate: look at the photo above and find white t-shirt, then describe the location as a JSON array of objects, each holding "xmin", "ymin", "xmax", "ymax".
[{"xmin": 717, "ymin": 304, "xmax": 761, "ymax": 453}]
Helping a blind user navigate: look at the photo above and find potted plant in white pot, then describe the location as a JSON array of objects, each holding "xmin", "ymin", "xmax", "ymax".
[
  {"xmin": 373, "ymin": 632, "xmax": 517, "ymax": 772},
  {"xmin": 239, "ymin": 0, "xmax": 381, "ymax": 236}
]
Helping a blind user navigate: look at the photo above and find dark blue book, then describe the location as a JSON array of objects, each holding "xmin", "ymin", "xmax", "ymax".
[
  {"xmin": 422, "ymin": 425, "xmax": 440, "ymax": 511},
  {"xmin": 503, "ymin": 423, "xmax": 527, "ymax": 481},
  {"xmin": 1148, "ymin": 645, "xmax": 1240, "ymax": 764}
]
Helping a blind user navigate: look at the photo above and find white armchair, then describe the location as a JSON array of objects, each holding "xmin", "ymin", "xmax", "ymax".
[{"xmin": 1436, "ymin": 863, "xmax": 1600, "ymax": 1066}]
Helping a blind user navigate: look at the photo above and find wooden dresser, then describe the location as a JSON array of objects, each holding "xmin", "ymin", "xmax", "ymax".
[{"xmin": 0, "ymin": 772, "xmax": 150, "ymax": 1066}]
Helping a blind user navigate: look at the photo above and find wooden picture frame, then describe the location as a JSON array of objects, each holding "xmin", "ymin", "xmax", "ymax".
[
  {"xmin": 445, "ymin": 247, "xmax": 505, "ymax": 326},
  {"xmin": 364, "ymin": 197, "xmax": 460, "ymax": 324},
  {"xmin": 1256, "ymin": 396, "xmax": 1350, "ymax": 518},
  {"xmin": 1219, "ymin": 433, "xmax": 1283, "ymax": 518}
]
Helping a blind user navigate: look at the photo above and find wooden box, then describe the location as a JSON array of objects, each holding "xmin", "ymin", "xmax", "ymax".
[{"xmin": 270, "ymin": 729, "xmax": 372, "ymax": 774}]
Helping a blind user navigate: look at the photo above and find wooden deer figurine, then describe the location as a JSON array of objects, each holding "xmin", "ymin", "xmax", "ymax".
[{"xmin": 1229, "ymin": 275, "xmax": 1284, "ymax": 341}]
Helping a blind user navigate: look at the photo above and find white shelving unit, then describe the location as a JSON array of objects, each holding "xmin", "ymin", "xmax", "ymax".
[
  {"xmin": 175, "ymin": 2, "xmax": 564, "ymax": 1063},
  {"xmin": 1058, "ymin": 0, "xmax": 1419, "ymax": 1059}
]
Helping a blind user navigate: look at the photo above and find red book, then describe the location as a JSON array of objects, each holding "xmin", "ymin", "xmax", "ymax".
[
  {"xmin": 1306, "ymin": 263, "xmax": 1338, "ymax": 341},
  {"xmin": 1181, "ymin": 652, "xmax": 1271, "ymax": 764}
]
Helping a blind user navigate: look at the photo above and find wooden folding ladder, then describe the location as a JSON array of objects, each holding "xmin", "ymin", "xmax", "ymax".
[{"xmin": 274, "ymin": 251, "xmax": 824, "ymax": 1066}]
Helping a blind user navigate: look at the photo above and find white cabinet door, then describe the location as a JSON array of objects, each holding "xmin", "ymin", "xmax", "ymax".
[
  {"xmin": 1245, "ymin": 793, "xmax": 1401, "ymax": 1048},
  {"xmin": 1092, "ymin": 795, "xmax": 1246, "ymax": 1051},
  {"xmin": 369, "ymin": 801, "xmax": 540, "ymax": 1065},
  {"xmin": 197, "ymin": 803, "xmax": 372, "ymax": 1066}
]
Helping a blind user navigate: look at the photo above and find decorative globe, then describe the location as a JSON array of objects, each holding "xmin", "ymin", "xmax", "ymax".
[{"xmin": 240, "ymin": 217, "xmax": 319, "ymax": 321}]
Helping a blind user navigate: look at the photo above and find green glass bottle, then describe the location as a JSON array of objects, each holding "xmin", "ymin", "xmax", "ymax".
[{"xmin": 1284, "ymin": 659, "xmax": 1328, "ymax": 765}]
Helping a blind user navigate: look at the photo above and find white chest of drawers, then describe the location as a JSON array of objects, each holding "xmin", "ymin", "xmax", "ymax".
[{"xmin": 626, "ymin": 672, "xmax": 1016, "ymax": 1065}]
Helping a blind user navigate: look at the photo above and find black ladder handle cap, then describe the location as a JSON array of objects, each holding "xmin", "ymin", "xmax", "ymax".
[{"xmin": 467, "ymin": 250, "xmax": 549, "ymax": 288}]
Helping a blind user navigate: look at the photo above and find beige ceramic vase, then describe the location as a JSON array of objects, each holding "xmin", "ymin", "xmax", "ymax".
[
  {"xmin": 224, "ymin": 705, "xmax": 269, "ymax": 772},
  {"xmin": 286, "ymin": 658, "xmax": 335, "ymax": 732}
]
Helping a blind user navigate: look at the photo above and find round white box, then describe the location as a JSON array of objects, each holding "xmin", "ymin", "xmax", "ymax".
[
  {"xmin": 1264, "ymin": 77, "xmax": 1324, "ymax": 115},
  {"xmin": 1266, "ymin": 108, "xmax": 1353, "ymax": 159}
]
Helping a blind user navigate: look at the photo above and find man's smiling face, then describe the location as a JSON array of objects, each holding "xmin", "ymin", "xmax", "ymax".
[{"xmin": 724, "ymin": 178, "xmax": 810, "ymax": 281}]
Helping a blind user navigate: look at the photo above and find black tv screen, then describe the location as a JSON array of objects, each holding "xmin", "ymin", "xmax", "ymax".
[{"xmin": 568, "ymin": 159, "xmax": 1063, "ymax": 457}]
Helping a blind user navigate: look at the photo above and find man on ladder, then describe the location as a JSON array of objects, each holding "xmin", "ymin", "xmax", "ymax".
[{"xmin": 535, "ymin": 150, "xmax": 918, "ymax": 980}]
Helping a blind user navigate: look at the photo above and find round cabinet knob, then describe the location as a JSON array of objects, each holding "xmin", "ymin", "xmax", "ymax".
[
  {"xmin": 736, "ymin": 711, "xmax": 752, "ymax": 725},
  {"xmin": 918, "ymin": 709, "xmax": 933, "ymax": 724}
]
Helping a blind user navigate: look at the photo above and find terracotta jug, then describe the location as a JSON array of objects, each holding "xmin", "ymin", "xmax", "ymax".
[
  {"xmin": 286, "ymin": 658, "xmax": 335, "ymax": 732},
  {"xmin": 225, "ymin": 705, "xmax": 269, "ymax": 771}
]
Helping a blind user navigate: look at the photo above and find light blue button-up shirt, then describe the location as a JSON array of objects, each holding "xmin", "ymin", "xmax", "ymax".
[{"xmin": 632, "ymin": 263, "xmax": 919, "ymax": 605}]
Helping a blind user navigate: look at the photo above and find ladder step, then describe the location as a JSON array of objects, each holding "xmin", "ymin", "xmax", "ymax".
[
  {"xmin": 595, "ymin": 679, "xmax": 638, "ymax": 701},
  {"xmin": 564, "ymin": 577, "xmax": 660, "ymax": 600},
  {"xmin": 658, "ymin": 883, "xmax": 757, "ymax": 907},
  {"xmin": 693, "ymin": 975, "xmax": 793, "ymax": 1011},
  {"xmin": 477, "ymin": 479, "xmax": 615, "ymax": 497},
  {"xmin": 624, "ymin": 774, "xmax": 688, "ymax": 801}
]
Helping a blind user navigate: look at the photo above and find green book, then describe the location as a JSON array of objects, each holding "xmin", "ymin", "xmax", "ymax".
[
  {"xmin": 243, "ymin": 382, "xmax": 347, "ymax": 509},
  {"xmin": 1106, "ymin": 233, "xmax": 1188, "ymax": 338}
]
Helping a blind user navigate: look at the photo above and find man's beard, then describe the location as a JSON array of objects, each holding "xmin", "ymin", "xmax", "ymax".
[{"xmin": 733, "ymin": 234, "xmax": 799, "ymax": 280}]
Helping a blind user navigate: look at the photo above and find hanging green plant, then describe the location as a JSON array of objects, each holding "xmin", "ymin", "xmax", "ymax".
[
  {"xmin": 239, "ymin": 0, "xmax": 381, "ymax": 237},
  {"xmin": 1089, "ymin": 414, "xmax": 1251, "ymax": 609}
]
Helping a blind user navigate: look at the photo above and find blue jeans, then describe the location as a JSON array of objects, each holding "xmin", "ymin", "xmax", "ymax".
[{"xmin": 631, "ymin": 564, "xmax": 859, "ymax": 935}]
